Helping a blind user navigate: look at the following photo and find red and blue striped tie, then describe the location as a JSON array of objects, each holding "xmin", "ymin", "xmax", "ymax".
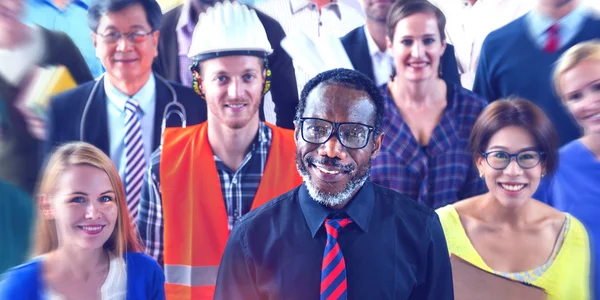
[{"xmin": 321, "ymin": 218, "xmax": 352, "ymax": 300}]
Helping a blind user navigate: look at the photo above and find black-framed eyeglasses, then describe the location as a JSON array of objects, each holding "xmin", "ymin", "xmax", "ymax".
[
  {"xmin": 298, "ymin": 117, "xmax": 375, "ymax": 149},
  {"xmin": 97, "ymin": 30, "xmax": 154, "ymax": 44},
  {"xmin": 480, "ymin": 150, "xmax": 545, "ymax": 170}
]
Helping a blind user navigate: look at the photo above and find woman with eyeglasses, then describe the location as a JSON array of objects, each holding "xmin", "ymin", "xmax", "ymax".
[
  {"xmin": 436, "ymin": 99, "xmax": 591, "ymax": 299},
  {"xmin": 370, "ymin": 0, "xmax": 487, "ymax": 209},
  {"xmin": 0, "ymin": 142, "xmax": 165, "ymax": 299},
  {"xmin": 534, "ymin": 40, "xmax": 600, "ymax": 297}
]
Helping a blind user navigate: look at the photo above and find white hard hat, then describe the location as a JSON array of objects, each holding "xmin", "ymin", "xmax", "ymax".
[{"xmin": 188, "ymin": 0, "xmax": 273, "ymax": 61}]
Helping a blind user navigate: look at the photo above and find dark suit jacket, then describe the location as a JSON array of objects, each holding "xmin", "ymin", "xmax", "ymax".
[
  {"xmin": 153, "ymin": 5, "xmax": 299, "ymax": 129},
  {"xmin": 341, "ymin": 26, "xmax": 461, "ymax": 87},
  {"xmin": 45, "ymin": 75, "xmax": 208, "ymax": 157}
]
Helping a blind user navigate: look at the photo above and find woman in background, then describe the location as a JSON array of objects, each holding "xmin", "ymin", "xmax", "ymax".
[
  {"xmin": 535, "ymin": 39, "xmax": 600, "ymax": 298},
  {"xmin": 370, "ymin": 0, "xmax": 487, "ymax": 209},
  {"xmin": 437, "ymin": 99, "xmax": 590, "ymax": 299},
  {"xmin": 0, "ymin": 142, "xmax": 165, "ymax": 299}
]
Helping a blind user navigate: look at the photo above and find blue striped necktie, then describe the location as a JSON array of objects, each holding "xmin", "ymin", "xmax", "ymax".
[
  {"xmin": 124, "ymin": 98, "xmax": 146, "ymax": 222},
  {"xmin": 321, "ymin": 218, "xmax": 352, "ymax": 300}
]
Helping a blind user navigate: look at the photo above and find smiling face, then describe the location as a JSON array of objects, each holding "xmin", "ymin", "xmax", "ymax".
[
  {"xmin": 388, "ymin": 12, "xmax": 446, "ymax": 82},
  {"xmin": 477, "ymin": 126, "xmax": 545, "ymax": 208},
  {"xmin": 559, "ymin": 59, "xmax": 600, "ymax": 136},
  {"xmin": 49, "ymin": 164, "xmax": 118, "ymax": 250},
  {"xmin": 93, "ymin": 4, "xmax": 159, "ymax": 85},
  {"xmin": 295, "ymin": 83, "xmax": 383, "ymax": 207},
  {"xmin": 199, "ymin": 55, "xmax": 265, "ymax": 129}
]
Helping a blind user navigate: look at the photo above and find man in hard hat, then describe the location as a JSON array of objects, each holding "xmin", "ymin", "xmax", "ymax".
[{"xmin": 137, "ymin": 1, "xmax": 302, "ymax": 299}]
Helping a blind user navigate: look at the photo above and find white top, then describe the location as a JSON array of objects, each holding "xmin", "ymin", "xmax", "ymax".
[
  {"xmin": 364, "ymin": 25, "xmax": 393, "ymax": 87},
  {"xmin": 46, "ymin": 254, "xmax": 127, "ymax": 300},
  {"xmin": 429, "ymin": 0, "xmax": 536, "ymax": 90},
  {"xmin": 0, "ymin": 25, "xmax": 44, "ymax": 86},
  {"xmin": 255, "ymin": 0, "xmax": 364, "ymax": 95}
]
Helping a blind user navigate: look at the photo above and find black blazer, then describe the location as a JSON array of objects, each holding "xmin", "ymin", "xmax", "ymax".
[
  {"xmin": 153, "ymin": 5, "xmax": 299, "ymax": 129},
  {"xmin": 45, "ymin": 75, "xmax": 208, "ymax": 157},
  {"xmin": 341, "ymin": 26, "xmax": 461, "ymax": 86}
]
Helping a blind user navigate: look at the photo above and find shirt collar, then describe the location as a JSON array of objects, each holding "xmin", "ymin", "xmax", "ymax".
[
  {"xmin": 176, "ymin": 1, "xmax": 196, "ymax": 34},
  {"xmin": 364, "ymin": 25, "xmax": 387, "ymax": 57},
  {"xmin": 104, "ymin": 73, "xmax": 156, "ymax": 114},
  {"xmin": 527, "ymin": 4, "xmax": 588, "ymax": 38},
  {"xmin": 290, "ymin": 0, "xmax": 341, "ymax": 18},
  {"xmin": 299, "ymin": 180, "xmax": 374, "ymax": 237}
]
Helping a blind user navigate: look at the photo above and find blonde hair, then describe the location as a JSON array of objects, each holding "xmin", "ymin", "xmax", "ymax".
[
  {"xmin": 553, "ymin": 39, "xmax": 600, "ymax": 98},
  {"xmin": 34, "ymin": 142, "xmax": 141, "ymax": 257}
]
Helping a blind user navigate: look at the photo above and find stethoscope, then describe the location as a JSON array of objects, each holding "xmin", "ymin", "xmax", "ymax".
[{"xmin": 79, "ymin": 73, "xmax": 187, "ymax": 149}]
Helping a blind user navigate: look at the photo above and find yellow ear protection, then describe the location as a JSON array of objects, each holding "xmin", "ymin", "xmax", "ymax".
[{"xmin": 262, "ymin": 57, "xmax": 272, "ymax": 96}]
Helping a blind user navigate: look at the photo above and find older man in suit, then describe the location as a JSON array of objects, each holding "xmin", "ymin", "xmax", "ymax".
[
  {"xmin": 341, "ymin": 0, "xmax": 460, "ymax": 87},
  {"xmin": 46, "ymin": 0, "xmax": 207, "ymax": 221},
  {"xmin": 153, "ymin": 0, "xmax": 299, "ymax": 129}
]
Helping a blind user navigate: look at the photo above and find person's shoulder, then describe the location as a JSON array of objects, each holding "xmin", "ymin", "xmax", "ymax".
[
  {"xmin": 165, "ymin": 79, "xmax": 202, "ymax": 101},
  {"xmin": 453, "ymin": 85, "xmax": 488, "ymax": 107},
  {"xmin": 161, "ymin": 4, "xmax": 183, "ymax": 29},
  {"xmin": 125, "ymin": 252, "xmax": 163, "ymax": 274},
  {"xmin": 341, "ymin": 25, "xmax": 364, "ymax": 44},
  {"xmin": 372, "ymin": 183, "xmax": 436, "ymax": 221},
  {"xmin": 50, "ymin": 80, "xmax": 97, "ymax": 106},
  {"xmin": 482, "ymin": 15, "xmax": 528, "ymax": 50},
  {"xmin": 0, "ymin": 259, "xmax": 43, "ymax": 297},
  {"xmin": 252, "ymin": 6, "xmax": 285, "ymax": 36}
]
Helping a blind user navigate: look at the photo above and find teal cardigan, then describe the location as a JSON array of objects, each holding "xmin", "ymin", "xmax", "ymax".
[{"xmin": 0, "ymin": 252, "xmax": 165, "ymax": 299}]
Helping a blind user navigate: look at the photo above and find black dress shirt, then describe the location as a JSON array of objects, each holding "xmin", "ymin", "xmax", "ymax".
[{"xmin": 215, "ymin": 181, "xmax": 454, "ymax": 300}]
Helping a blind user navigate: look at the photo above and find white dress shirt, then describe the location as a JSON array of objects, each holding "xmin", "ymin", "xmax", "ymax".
[
  {"xmin": 430, "ymin": 0, "xmax": 536, "ymax": 90},
  {"xmin": 255, "ymin": 0, "xmax": 365, "ymax": 95},
  {"xmin": 364, "ymin": 25, "xmax": 393, "ymax": 87},
  {"xmin": 104, "ymin": 73, "xmax": 156, "ymax": 181}
]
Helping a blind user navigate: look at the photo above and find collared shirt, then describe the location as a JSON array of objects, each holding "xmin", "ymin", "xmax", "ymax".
[
  {"xmin": 364, "ymin": 25, "xmax": 393, "ymax": 86},
  {"xmin": 104, "ymin": 73, "xmax": 156, "ymax": 181},
  {"xmin": 527, "ymin": 4, "xmax": 589, "ymax": 50},
  {"xmin": 214, "ymin": 181, "xmax": 454, "ymax": 300},
  {"xmin": 430, "ymin": 0, "xmax": 535, "ymax": 90},
  {"xmin": 175, "ymin": 1, "xmax": 195, "ymax": 88},
  {"xmin": 138, "ymin": 123, "xmax": 272, "ymax": 265},
  {"xmin": 370, "ymin": 83, "xmax": 487, "ymax": 209},
  {"xmin": 255, "ymin": 0, "xmax": 364, "ymax": 95},
  {"xmin": 23, "ymin": 0, "xmax": 104, "ymax": 78}
]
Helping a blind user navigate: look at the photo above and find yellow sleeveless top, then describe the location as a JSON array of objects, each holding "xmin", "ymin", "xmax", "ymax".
[{"xmin": 436, "ymin": 205, "xmax": 591, "ymax": 300}]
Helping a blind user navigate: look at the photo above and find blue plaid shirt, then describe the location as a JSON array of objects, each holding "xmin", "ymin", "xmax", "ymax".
[
  {"xmin": 370, "ymin": 83, "xmax": 487, "ymax": 209},
  {"xmin": 138, "ymin": 123, "xmax": 272, "ymax": 265}
]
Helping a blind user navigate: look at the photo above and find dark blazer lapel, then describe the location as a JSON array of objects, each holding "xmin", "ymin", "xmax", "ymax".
[
  {"xmin": 83, "ymin": 77, "xmax": 110, "ymax": 154},
  {"xmin": 153, "ymin": 76, "xmax": 170, "ymax": 150},
  {"xmin": 344, "ymin": 26, "xmax": 375, "ymax": 82}
]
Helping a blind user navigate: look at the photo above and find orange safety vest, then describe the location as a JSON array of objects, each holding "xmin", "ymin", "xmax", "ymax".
[{"xmin": 160, "ymin": 122, "xmax": 302, "ymax": 300}]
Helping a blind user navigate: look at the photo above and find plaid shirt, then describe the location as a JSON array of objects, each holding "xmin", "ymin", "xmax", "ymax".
[
  {"xmin": 370, "ymin": 83, "xmax": 487, "ymax": 209},
  {"xmin": 138, "ymin": 123, "xmax": 272, "ymax": 265}
]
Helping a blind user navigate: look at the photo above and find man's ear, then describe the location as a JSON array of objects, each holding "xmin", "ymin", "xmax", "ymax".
[
  {"xmin": 371, "ymin": 133, "xmax": 384, "ymax": 160},
  {"xmin": 39, "ymin": 194, "xmax": 55, "ymax": 220}
]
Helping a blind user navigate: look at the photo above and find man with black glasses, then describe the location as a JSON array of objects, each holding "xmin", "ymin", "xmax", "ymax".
[
  {"xmin": 45, "ymin": 0, "xmax": 207, "ymax": 221},
  {"xmin": 215, "ymin": 68, "xmax": 454, "ymax": 300}
]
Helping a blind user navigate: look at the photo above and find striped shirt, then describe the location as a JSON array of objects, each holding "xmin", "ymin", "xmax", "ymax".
[
  {"xmin": 137, "ymin": 123, "xmax": 272, "ymax": 265},
  {"xmin": 370, "ymin": 83, "xmax": 488, "ymax": 209}
]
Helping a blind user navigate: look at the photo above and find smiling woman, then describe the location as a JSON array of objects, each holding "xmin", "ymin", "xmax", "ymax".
[
  {"xmin": 437, "ymin": 99, "xmax": 591, "ymax": 300},
  {"xmin": 0, "ymin": 142, "xmax": 165, "ymax": 300}
]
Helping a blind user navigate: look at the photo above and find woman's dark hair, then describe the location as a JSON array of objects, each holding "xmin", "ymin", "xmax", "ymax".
[
  {"xmin": 296, "ymin": 68, "xmax": 385, "ymax": 137},
  {"xmin": 88, "ymin": 0, "xmax": 162, "ymax": 33},
  {"xmin": 469, "ymin": 98, "xmax": 560, "ymax": 175},
  {"xmin": 386, "ymin": 0, "xmax": 446, "ymax": 42}
]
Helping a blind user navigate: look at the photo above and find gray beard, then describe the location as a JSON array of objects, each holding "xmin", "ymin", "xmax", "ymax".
[{"xmin": 296, "ymin": 161, "xmax": 371, "ymax": 207}]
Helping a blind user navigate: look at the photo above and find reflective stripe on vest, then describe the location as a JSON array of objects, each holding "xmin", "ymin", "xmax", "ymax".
[{"xmin": 164, "ymin": 265, "xmax": 219, "ymax": 286}]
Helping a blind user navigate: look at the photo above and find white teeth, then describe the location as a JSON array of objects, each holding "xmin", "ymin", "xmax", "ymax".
[
  {"xmin": 81, "ymin": 226, "xmax": 102, "ymax": 231},
  {"xmin": 410, "ymin": 62, "xmax": 427, "ymax": 68},
  {"xmin": 500, "ymin": 184, "xmax": 525, "ymax": 191},
  {"xmin": 316, "ymin": 165, "xmax": 340, "ymax": 175},
  {"xmin": 228, "ymin": 104, "xmax": 244, "ymax": 108}
]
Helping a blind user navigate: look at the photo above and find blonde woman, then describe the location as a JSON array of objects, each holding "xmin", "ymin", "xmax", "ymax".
[
  {"xmin": 437, "ymin": 99, "xmax": 591, "ymax": 299},
  {"xmin": 0, "ymin": 142, "xmax": 165, "ymax": 299},
  {"xmin": 535, "ymin": 39, "xmax": 600, "ymax": 297}
]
